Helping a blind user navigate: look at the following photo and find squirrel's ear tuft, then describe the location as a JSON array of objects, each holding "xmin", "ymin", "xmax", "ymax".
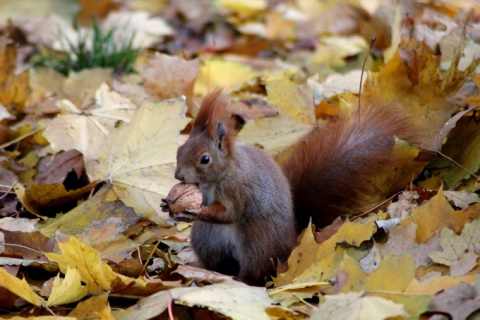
[{"xmin": 192, "ymin": 88, "xmax": 235, "ymax": 150}]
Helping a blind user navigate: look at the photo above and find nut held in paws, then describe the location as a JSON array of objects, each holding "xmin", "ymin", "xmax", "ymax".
[{"xmin": 162, "ymin": 182, "xmax": 202, "ymax": 215}]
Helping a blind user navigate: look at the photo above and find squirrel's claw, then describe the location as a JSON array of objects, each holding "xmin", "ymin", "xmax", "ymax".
[
  {"xmin": 185, "ymin": 207, "xmax": 202, "ymax": 215},
  {"xmin": 172, "ymin": 212, "xmax": 199, "ymax": 222}
]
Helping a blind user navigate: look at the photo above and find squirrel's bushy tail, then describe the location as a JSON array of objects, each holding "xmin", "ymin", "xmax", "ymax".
[{"xmin": 282, "ymin": 105, "xmax": 421, "ymax": 233}]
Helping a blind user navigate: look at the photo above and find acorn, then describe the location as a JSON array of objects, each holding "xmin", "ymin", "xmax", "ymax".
[{"xmin": 161, "ymin": 183, "xmax": 202, "ymax": 217}]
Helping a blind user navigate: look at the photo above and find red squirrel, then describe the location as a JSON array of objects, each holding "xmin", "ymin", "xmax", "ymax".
[{"xmin": 174, "ymin": 89, "xmax": 420, "ymax": 284}]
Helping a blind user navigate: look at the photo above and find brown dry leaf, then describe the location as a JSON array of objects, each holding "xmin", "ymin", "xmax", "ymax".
[
  {"xmin": 0, "ymin": 37, "xmax": 29, "ymax": 119},
  {"xmin": 140, "ymin": 53, "xmax": 199, "ymax": 108},
  {"xmin": 311, "ymin": 292, "xmax": 408, "ymax": 320},
  {"xmin": 77, "ymin": 0, "xmax": 120, "ymax": 26},
  {"xmin": 68, "ymin": 293, "xmax": 114, "ymax": 319},
  {"xmin": 34, "ymin": 150, "xmax": 85, "ymax": 185},
  {"xmin": 113, "ymin": 289, "xmax": 173, "ymax": 320},
  {"xmin": 428, "ymin": 281, "xmax": 480, "ymax": 320},
  {"xmin": 87, "ymin": 97, "xmax": 190, "ymax": 226},
  {"xmin": 46, "ymin": 266, "xmax": 88, "ymax": 306},
  {"xmin": 1, "ymin": 228, "xmax": 53, "ymax": 260},
  {"xmin": 172, "ymin": 265, "xmax": 235, "ymax": 284}
]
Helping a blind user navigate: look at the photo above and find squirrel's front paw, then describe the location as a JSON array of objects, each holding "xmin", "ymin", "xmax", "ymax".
[
  {"xmin": 185, "ymin": 207, "xmax": 202, "ymax": 215},
  {"xmin": 172, "ymin": 211, "xmax": 200, "ymax": 222}
]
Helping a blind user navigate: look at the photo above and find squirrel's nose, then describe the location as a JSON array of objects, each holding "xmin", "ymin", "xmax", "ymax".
[{"xmin": 174, "ymin": 168, "xmax": 184, "ymax": 181}]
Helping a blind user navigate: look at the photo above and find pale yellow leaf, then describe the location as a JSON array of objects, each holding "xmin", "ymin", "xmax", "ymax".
[
  {"xmin": 237, "ymin": 76, "xmax": 316, "ymax": 158},
  {"xmin": 312, "ymin": 292, "xmax": 409, "ymax": 320},
  {"xmin": 47, "ymin": 266, "xmax": 88, "ymax": 306},
  {"xmin": 44, "ymin": 84, "xmax": 137, "ymax": 167},
  {"xmin": 0, "ymin": 267, "xmax": 45, "ymax": 306},
  {"xmin": 87, "ymin": 97, "xmax": 190, "ymax": 225},
  {"xmin": 194, "ymin": 59, "xmax": 257, "ymax": 96},
  {"xmin": 173, "ymin": 281, "xmax": 273, "ymax": 320},
  {"xmin": 116, "ymin": 281, "xmax": 277, "ymax": 320},
  {"xmin": 216, "ymin": 0, "xmax": 267, "ymax": 18}
]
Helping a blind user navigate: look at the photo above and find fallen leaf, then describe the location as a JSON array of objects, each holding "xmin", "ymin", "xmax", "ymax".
[
  {"xmin": 87, "ymin": 97, "xmax": 190, "ymax": 225},
  {"xmin": 427, "ymin": 115, "xmax": 480, "ymax": 189},
  {"xmin": 335, "ymin": 253, "xmax": 415, "ymax": 293},
  {"xmin": 34, "ymin": 150, "xmax": 85, "ymax": 185},
  {"xmin": 311, "ymin": 292, "xmax": 408, "ymax": 320},
  {"xmin": 140, "ymin": 53, "xmax": 199, "ymax": 108},
  {"xmin": 428, "ymin": 281, "xmax": 480, "ymax": 320},
  {"xmin": 45, "ymin": 237, "xmax": 119, "ymax": 294},
  {"xmin": 413, "ymin": 188, "xmax": 460, "ymax": 243},
  {"xmin": 238, "ymin": 76, "xmax": 316, "ymax": 158},
  {"xmin": 47, "ymin": 266, "xmax": 88, "ymax": 306},
  {"xmin": 173, "ymin": 280, "xmax": 275, "ymax": 320},
  {"xmin": 275, "ymin": 220, "xmax": 377, "ymax": 286},
  {"xmin": 0, "ymin": 266, "xmax": 45, "ymax": 306},
  {"xmin": 194, "ymin": 59, "xmax": 257, "ymax": 96},
  {"xmin": 444, "ymin": 191, "xmax": 480, "ymax": 209},
  {"xmin": 406, "ymin": 273, "xmax": 477, "ymax": 295},
  {"xmin": 0, "ymin": 37, "xmax": 29, "ymax": 118},
  {"xmin": 44, "ymin": 84, "xmax": 137, "ymax": 167},
  {"xmin": 68, "ymin": 293, "xmax": 115, "ymax": 319},
  {"xmin": 429, "ymin": 218, "xmax": 480, "ymax": 272}
]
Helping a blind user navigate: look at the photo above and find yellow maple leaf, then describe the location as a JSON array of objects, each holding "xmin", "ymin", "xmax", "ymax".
[
  {"xmin": 0, "ymin": 267, "xmax": 45, "ymax": 306},
  {"xmin": 45, "ymin": 237, "xmax": 118, "ymax": 294},
  {"xmin": 68, "ymin": 293, "xmax": 115, "ymax": 320},
  {"xmin": 47, "ymin": 266, "xmax": 88, "ymax": 306},
  {"xmin": 87, "ymin": 97, "xmax": 190, "ymax": 226},
  {"xmin": 274, "ymin": 220, "xmax": 377, "ymax": 286}
]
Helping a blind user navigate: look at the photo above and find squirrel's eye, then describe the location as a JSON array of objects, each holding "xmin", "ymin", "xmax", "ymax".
[{"xmin": 200, "ymin": 154, "xmax": 210, "ymax": 164}]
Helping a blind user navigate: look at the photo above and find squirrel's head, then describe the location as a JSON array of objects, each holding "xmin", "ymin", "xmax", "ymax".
[{"xmin": 175, "ymin": 89, "xmax": 235, "ymax": 185}]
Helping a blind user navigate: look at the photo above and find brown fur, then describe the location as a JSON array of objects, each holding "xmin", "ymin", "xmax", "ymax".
[
  {"xmin": 283, "ymin": 104, "xmax": 421, "ymax": 232},
  {"xmin": 175, "ymin": 90, "xmax": 421, "ymax": 283},
  {"xmin": 191, "ymin": 89, "xmax": 236, "ymax": 154},
  {"xmin": 175, "ymin": 90, "xmax": 296, "ymax": 284}
]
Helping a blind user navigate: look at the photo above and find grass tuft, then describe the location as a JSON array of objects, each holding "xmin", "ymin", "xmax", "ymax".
[{"xmin": 33, "ymin": 20, "xmax": 139, "ymax": 76}]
